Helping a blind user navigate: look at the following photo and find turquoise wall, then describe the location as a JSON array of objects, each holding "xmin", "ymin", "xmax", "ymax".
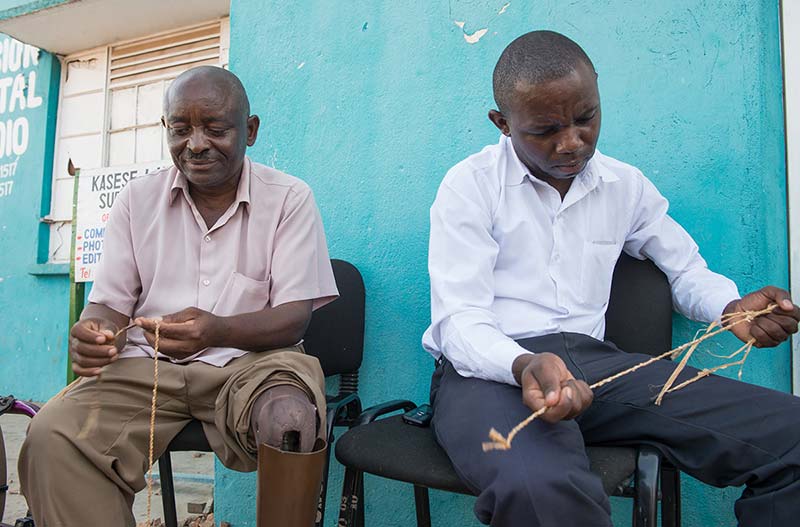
[
  {"xmin": 0, "ymin": 1, "xmax": 788, "ymax": 526},
  {"xmin": 0, "ymin": 35, "xmax": 64, "ymax": 402},
  {"xmin": 218, "ymin": 1, "xmax": 789, "ymax": 526}
]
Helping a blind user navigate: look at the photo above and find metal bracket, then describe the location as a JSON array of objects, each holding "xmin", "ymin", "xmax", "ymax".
[{"xmin": 0, "ymin": 396, "xmax": 15, "ymax": 416}]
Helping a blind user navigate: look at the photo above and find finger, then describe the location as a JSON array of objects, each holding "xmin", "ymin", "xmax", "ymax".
[
  {"xmin": 71, "ymin": 338, "xmax": 117, "ymax": 358},
  {"xmin": 762, "ymin": 313, "xmax": 799, "ymax": 335},
  {"xmin": 751, "ymin": 317, "xmax": 788, "ymax": 343},
  {"xmin": 161, "ymin": 308, "xmax": 199, "ymax": 324},
  {"xmin": 573, "ymin": 380, "xmax": 594, "ymax": 414},
  {"xmin": 149, "ymin": 320, "xmax": 198, "ymax": 340},
  {"xmin": 540, "ymin": 385, "xmax": 575, "ymax": 423},
  {"xmin": 749, "ymin": 324, "xmax": 780, "ymax": 348},
  {"xmin": 521, "ymin": 382, "xmax": 548, "ymax": 414},
  {"xmin": 561, "ymin": 380, "xmax": 592, "ymax": 420},
  {"xmin": 71, "ymin": 362, "xmax": 103, "ymax": 377},
  {"xmin": 759, "ymin": 286, "xmax": 793, "ymax": 311},
  {"xmin": 772, "ymin": 303, "xmax": 800, "ymax": 322},
  {"xmin": 562, "ymin": 381, "xmax": 584, "ymax": 420},
  {"xmin": 141, "ymin": 331, "xmax": 195, "ymax": 355},
  {"xmin": 135, "ymin": 316, "xmax": 163, "ymax": 332},
  {"xmin": 531, "ymin": 358, "xmax": 566, "ymax": 407},
  {"xmin": 71, "ymin": 351, "xmax": 117, "ymax": 368},
  {"xmin": 71, "ymin": 322, "xmax": 111, "ymax": 345}
]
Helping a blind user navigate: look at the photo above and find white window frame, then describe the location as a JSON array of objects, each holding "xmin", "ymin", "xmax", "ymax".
[
  {"xmin": 781, "ymin": 1, "xmax": 800, "ymax": 395},
  {"xmin": 46, "ymin": 17, "xmax": 230, "ymax": 263}
]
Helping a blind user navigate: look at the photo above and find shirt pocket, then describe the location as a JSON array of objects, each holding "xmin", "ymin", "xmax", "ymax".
[
  {"xmin": 213, "ymin": 272, "xmax": 271, "ymax": 316},
  {"xmin": 579, "ymin": 240, "xmax": 622, "ymax": 306}
]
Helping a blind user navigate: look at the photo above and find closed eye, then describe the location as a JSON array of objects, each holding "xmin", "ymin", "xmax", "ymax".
[{"xmin": 528, "ymin": 127, "xmax": 557, "ymax": 136}]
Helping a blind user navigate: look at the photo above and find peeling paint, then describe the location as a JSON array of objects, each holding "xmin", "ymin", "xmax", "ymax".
[
  {"xmin": 362, "ymin": 22, "xmax": 368, "ymax": 31},
  {"xmin": 454, "ymin": 21, "xmax": 489, "ymax": 44},
  {"xmin": 297, "ymin": 61, "xmax": 305, "ymax": 69},
  {"xmin": 464, "ymin": 28, "xmax": 489, "ymax": 44},
  {"xmin": 454, "ymin": 2, "xmax": 508, "ymax": 45}
]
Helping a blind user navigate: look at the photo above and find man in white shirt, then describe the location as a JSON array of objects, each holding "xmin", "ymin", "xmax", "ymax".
[{"xmin": 423, "ymin": 30, "xmax": 800, "ymax": 527}]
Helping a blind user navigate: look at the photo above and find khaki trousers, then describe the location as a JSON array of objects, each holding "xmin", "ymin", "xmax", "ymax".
[{"xmin": 18, "ymin": 346, "xmax": 326, "ymax": 527}]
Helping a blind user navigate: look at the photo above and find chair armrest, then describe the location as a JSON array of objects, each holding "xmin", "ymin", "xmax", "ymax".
[
  {"xmin": 325, "ymin": 393, "xmax": 362, "ymax": 439},
  {"xmin": 356, "ymin": 399, "xmax": 417, "ymax": 426}
]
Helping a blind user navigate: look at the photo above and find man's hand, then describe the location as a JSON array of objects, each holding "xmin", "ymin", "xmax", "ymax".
[
  {"xmin": 69, "ymin": 318, "xmax": 120, "ymax": 377},
  {"xmin": 136, "ymin": 307, "xmax": 225, "ymax": 360},
  {"xmin": 512, "ymin": 352, "xmax": 593, "ymax": 423},
  {"xmin": 723, "ymin": 286, "xmax": 800, "ymax": 348}
]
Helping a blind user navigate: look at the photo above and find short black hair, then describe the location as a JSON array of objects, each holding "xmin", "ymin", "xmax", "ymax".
[{"xmin": 493, "ymin": 30, "xmax": 595, "ymax": 113}]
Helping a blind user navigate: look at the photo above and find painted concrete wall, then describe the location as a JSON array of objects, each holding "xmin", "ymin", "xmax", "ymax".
[
  {"xmin": 217, "ymin": 1, "xmax": 789, "ymax": 526},
  {"xmin": 0, "ymin": 35, "xmax": 64, "ymax": 402}
]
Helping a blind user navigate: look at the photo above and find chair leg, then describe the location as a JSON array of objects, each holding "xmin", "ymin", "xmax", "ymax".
[
  {"xmin": 413, "ymin": 485, "xmax": 432, "ymax": 527},
  {"xmin": 158, "ymin": 452, "xmax": 178, "ymax": 527},
  {"xmin": 356, "ymin": 471, "xmax": 365, "ymax": 527},
  {"xmin": 338, "ymin": 466, "xmax": 362, "ymax": 527},
  {"xmin": 660, "ymin": 463, "xmax": 681, "ymax": 527},
  {"xmin": 316, "ymin": 429, "xmax": 335, "ymax": 527},
  {"xmin": 633, "ymin": 446, "xmax": 660, "ymax": 527}
]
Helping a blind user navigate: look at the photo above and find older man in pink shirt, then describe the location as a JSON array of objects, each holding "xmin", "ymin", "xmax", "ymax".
[{"xmin": 19, "ymin": 66, "xmax": 338, "ymax": 526}]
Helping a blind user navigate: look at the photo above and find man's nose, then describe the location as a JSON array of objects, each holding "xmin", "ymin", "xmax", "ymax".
[
  {"xmin": 555, "ymin": 126, "xmax": 583, "ymax": 155},
  {"xmin": 187, "ymin": 128, "xmax": 209, "ymax": 153}
]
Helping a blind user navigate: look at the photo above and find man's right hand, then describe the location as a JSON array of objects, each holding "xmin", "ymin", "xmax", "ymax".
[
  {"xmin": 69, "ymin": 318, "xmax": 120, "ymax": 377},
  {"xmin": 512, "ymin": 352, "xmax": 594, "ymax": 423}
]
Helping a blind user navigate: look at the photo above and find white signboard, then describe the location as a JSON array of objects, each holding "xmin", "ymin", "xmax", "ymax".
[{"xmin": 73, "ymin": 160, "xmax": 171, "ymax": 282}]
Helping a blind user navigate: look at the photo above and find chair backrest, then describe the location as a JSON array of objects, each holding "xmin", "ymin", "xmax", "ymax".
[
  {"xmin": 604, "ymin": 253, "xmax": 672, "ymax": 356},
  {"xmin": 303, "ymin": 259, "xmax": 366, "ymax": 377}
]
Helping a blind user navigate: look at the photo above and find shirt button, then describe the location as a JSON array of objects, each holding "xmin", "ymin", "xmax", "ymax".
[
  {"xmin": 202, "ymin": 279, "xmax": 210, "ymax": 286},
  {"xmin": 204, "ymin": 235, "xmax": 211, "ymax": 242},
  {"xmin": 553, "ymin": 253, "xmax": 560, "ymax": 262}
]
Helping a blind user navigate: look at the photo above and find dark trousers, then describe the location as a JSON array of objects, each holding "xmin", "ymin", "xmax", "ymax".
[{"xmin": 430, "ymin": 333, "xmax": 800, "ymax": 527}]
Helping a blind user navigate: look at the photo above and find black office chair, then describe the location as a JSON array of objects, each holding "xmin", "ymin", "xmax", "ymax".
[
  {"xmin": 335, "ymin": 253, "xmax": 680, "ymax": 527},
  {"xmin": 158, "ymin": 259, "xmax": 365, "ymax": 527}
]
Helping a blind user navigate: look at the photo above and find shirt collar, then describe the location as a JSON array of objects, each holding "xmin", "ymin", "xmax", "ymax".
[
  {"xmin": 169, "ymin": 156, "xmax": 252, "ymax": 207},
  {"xmin": 501, "ymin": 134, "xmax": 619, "ymax": 188}
]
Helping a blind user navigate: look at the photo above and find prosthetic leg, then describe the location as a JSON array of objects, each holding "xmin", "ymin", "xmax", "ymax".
[{"xmin": 251, "ymin": 385, "xmax": 326, "ymax": 527}]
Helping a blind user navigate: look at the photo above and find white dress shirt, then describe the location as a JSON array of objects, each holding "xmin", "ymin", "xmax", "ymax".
[{"xmin": 422, "ymin": 135, "xmax": 740, "ymax": 386}]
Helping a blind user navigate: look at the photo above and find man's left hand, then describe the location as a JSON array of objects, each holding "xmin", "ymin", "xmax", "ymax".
[
  {"xmin": 136, "ymin": 307, "xmax": 226, "ymax": 359},
  {"xmin": 723, "ymin": 286, "xmax": 800, "ymax": 348}
]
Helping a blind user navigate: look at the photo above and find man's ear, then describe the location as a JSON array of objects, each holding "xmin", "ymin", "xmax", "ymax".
[
  {"xmin": 488, "ymin": 109, "xmax": 510, "ymax": 136},
  {"xmin": 246, "ymin": 115, "xmax": 260, "ymax": 146}
]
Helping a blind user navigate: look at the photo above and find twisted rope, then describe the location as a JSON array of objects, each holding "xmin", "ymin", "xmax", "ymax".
[
  {"xmin": 145, "ymin": 322, "xmax": 160, "ymax": 525},
  {"xmin": 482, "ymin": 305, "xmax": 775, "ymax": 452}
]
